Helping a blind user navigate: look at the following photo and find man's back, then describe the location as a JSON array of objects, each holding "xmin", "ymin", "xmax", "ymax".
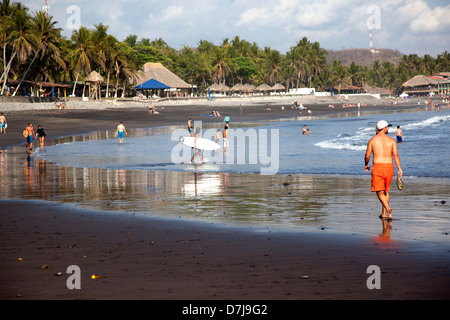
[{"xmin": 367, "ymin": 133, "xmax": 397, "ymax": 164}]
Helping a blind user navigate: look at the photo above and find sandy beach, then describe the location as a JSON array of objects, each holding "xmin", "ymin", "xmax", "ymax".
[{"xmin": 1, "ymin": 95, "xmax": 449, "ymax": 303}]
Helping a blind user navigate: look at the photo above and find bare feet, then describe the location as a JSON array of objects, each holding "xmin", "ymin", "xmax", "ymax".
[{"xmin": 386, "ymin": 208, "xmax": 393, "ymax": 220}]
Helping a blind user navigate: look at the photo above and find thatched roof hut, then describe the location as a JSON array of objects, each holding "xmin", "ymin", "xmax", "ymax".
[
  {"xmin": 84, "ymin": 71, "xmax": 104, "ymax": 83},
  {"xmin": 402, "ymin": 75, "xmax": 436, "ymax": 87},
  {"xmin": 136, "ymin": 62, "xmax": 190, "ymax": 89}
]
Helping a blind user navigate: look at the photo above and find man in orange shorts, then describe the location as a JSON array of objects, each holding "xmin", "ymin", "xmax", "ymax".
[{"xmin": 365, "ymin": 120, "xmax": 403, "ymax": 220}]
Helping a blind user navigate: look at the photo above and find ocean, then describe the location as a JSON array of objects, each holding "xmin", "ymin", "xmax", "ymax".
[{"xmin": 36, "ymin": 108, "xmax": 450, "ymax": 178}]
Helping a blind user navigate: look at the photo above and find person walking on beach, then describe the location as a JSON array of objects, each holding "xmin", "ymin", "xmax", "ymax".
[
  {"xmin": 24, "ymin": 123, "xmax": 35, "ymax": 152},
  {"xmin": 222, "ymin": 125, "xmax": 229, "ymax": 152},
  {"xmin": 117, "ymin": 122, "xmax": 127, "ymax": 143},
  {"xmin": 35, "ymin": 125, "xmax": 47, "ymax": 150},
  {"xmin": 364, "ymin": 120, "xmax": 403, "ymax": 220},
  {"xmin": 187, "ymin": 118, "xmax": 193, "ymax": 136},
  {"xmin": 223, "ymin": 115, "xmax": 230, "ymax": 127},
  {"xmin": 0, "ymin": 113, "xmax": 7, "ymax": 134},
  {"xmin": 190, "ymin": 128, "xmax": 204, "ymax": 164},
  {"xmin": 395, "ymin": 126, "xmax": 404, "ymax": 142}
]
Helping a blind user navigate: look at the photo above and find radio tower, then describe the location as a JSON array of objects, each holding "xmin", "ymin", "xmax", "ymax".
[
  {"xmin": 369, "ymin": 24, "xmax": 379, "ymax": 55},
  {"xmin": 43, "ymin": 0, "xmax": 49, "ymax": 17}
]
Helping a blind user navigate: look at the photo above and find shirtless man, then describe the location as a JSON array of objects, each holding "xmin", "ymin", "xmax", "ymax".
[
  {"xmin": 365, "ymin": 120, "xmax": 403, "ymax": 220},
  {"xmin": 117, "ymin": 121, "xmax": 127, "ymax": 143},
  {"xmin": 24, "ymin": 123, "xmax": 35, "ymax": 152},
  {"xmin": 222, "ymin": 125, "xmax": 229, "ymax": 152}
]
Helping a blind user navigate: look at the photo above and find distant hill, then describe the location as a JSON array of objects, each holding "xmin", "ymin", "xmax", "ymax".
[{"xmin": 326, "ymin": 48, "xmax": 405, "ymax": 66}]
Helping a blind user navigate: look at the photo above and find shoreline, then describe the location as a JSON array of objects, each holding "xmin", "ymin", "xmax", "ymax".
[{"xmin": 1, "ymin": 99, "xmax": 449, "ymax": 300}]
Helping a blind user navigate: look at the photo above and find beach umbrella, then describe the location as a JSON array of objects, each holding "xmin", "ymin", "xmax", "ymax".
[
  {"xmin": 231, "ymin": 83, "xmax": 244, "ymax": 92},
  {"xmin": 243, "ymin": 83, "xmax": 255, "ymax": 93},
  {"xmin": 255, "ymin": 83, "xmax": 272, "ymax": 92},
  {"xmin": 208, "ymin": 83, "xmax": 221, "ymax": 92},
  {"xmin": 135, "ymin": 78, "xmax": 170, "ymax": 90},
  {"xmin": 272, "ymin": 83, "xmax": 285, "ymax": 91}
]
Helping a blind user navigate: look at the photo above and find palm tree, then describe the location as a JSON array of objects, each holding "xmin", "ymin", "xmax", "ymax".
[
  {"xmin": 264, "ymin": 47, "xmax": 282, "ymax": 85},
  {"xmin": 211, "ymin": 46, "xmax": 232, "ymax": 84},
  {"xmin": 67, "ymin": 26, "xmax": 96, "ymax": 96},
  {"xmin": 0, "ymin": 0, "xmax": 14, "ymax": 82},
  {"xmin": 1, "ymin": 3, "xmax": 36, "ymax": 95},
  {"xmin": 332, "ymin": 60, "xmax": 349, "ymax": 95},
  {"xmin": 13, "ymin": 10, "xmax": 63, "ymax": 96},
  {"xmin": 312, "ymin": 65, "xmax": 336, "ymax": 91}
]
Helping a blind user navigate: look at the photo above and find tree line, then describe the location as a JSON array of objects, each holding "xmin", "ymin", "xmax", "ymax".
[{"xmin": 1, "ymin": 0, "xmax": 449, "ymax": 97}]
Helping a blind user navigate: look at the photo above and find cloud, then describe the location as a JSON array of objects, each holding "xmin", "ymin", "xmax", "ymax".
[
  {"xmin": 19, "ymin": 0, "xmax": 450, "ymax": 56},
  {"xmin": 409, "ymin": 3, "xmax": 450, "ymax": 33}
]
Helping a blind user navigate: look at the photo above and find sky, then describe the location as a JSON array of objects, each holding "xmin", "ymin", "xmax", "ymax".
[{"xmin": 22, "ymin": 0, "xmax": 450, "ymax": 57}]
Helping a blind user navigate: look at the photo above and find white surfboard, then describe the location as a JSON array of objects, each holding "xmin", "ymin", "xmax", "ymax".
[{"xmin": 181, "ymin": 137, "xmax": 220, "ymax": 150}]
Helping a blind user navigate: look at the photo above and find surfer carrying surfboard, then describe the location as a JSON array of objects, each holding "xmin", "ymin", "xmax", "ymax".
[{"xmin": 190, "ymin": 128, "xmax": 205, "ymax": 164}]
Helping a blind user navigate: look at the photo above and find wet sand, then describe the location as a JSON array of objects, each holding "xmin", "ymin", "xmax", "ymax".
[{"xmin": 1, "ymin": 100, "xmax": 449, "ymax": 301}]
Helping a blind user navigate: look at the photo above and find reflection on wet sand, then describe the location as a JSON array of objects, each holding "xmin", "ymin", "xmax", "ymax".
[{"xmin": 1, "ymin": 137, "xmax": 449, "ymax": 245}]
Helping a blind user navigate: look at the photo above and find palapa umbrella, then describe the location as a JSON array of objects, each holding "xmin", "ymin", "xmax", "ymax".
[
  {"xmin": 84, "ymin": 71, "xmax": 105, "ymax": 99},
  {"xmin": 255, "ymin": 83, "xmax": 272, "ymax": 92},
  {"xmin": 231, "ymin": 83, "xmax": 244, "ymax": 92},
  {"xmin": 243, "ymin": 83, "xmax": 255, "ymax": 93},
  {"xmin": 272, "ymin": 83, "xmax": 285, "ymax": 91}
]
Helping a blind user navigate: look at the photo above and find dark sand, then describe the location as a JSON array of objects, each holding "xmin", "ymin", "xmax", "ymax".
[{"xmin": 1, "ymin": 101, "xmax": 449, "ymax": 302}]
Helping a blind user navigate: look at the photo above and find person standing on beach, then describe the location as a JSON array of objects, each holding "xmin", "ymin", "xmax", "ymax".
[
  {"xmin": 24, "ymin": 123, "xmax": 35, "ymax": 152},
  {"xmin": 0, "ymin": 113, "xmax": 6, "ymax": 134},
  {"xmin": 395, "ymin": 126, "xmax": 404, "ymax": 142},
  {"xmin": 117, "ymin": 121, "xmax": 127, "ymax": 143},
  {"xmin": 364, "ymin": 120, "xmax": 403, "ymax": 220},
  {"xmin": 35, "ymin": 125, "xmax": 46, "ymax": 150}
]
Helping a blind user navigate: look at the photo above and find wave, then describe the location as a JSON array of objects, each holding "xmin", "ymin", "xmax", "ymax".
[
  {"xmin": 315, "ymin": 114, "xmax": 450, "ymax": 151},
  {"xmin": 402, "ymin": 115, "xmax": 450, "ymax": 131},
  {"xmin": 315, "ymin": 127, "xmax": 372, "ymax": 151}
]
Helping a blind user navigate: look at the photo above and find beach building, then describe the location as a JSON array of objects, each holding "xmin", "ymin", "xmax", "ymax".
[
  {"xmin": 402, "ymin": 74, "xmax": 450, "ymax": 96},
  {"xmin": 135, "ymin": 62, "xmax": 190, "ymax": 97}
]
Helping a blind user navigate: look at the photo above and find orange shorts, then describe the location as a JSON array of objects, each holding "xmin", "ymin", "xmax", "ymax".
[{"xmin": 371, "ymin": 163, "xmax": 394, "ymax": 192}]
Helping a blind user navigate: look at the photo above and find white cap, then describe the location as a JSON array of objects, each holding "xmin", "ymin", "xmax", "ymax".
[{"xmin": 376, "ymin": 120, "xmax": 392, "ymax": 130}]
